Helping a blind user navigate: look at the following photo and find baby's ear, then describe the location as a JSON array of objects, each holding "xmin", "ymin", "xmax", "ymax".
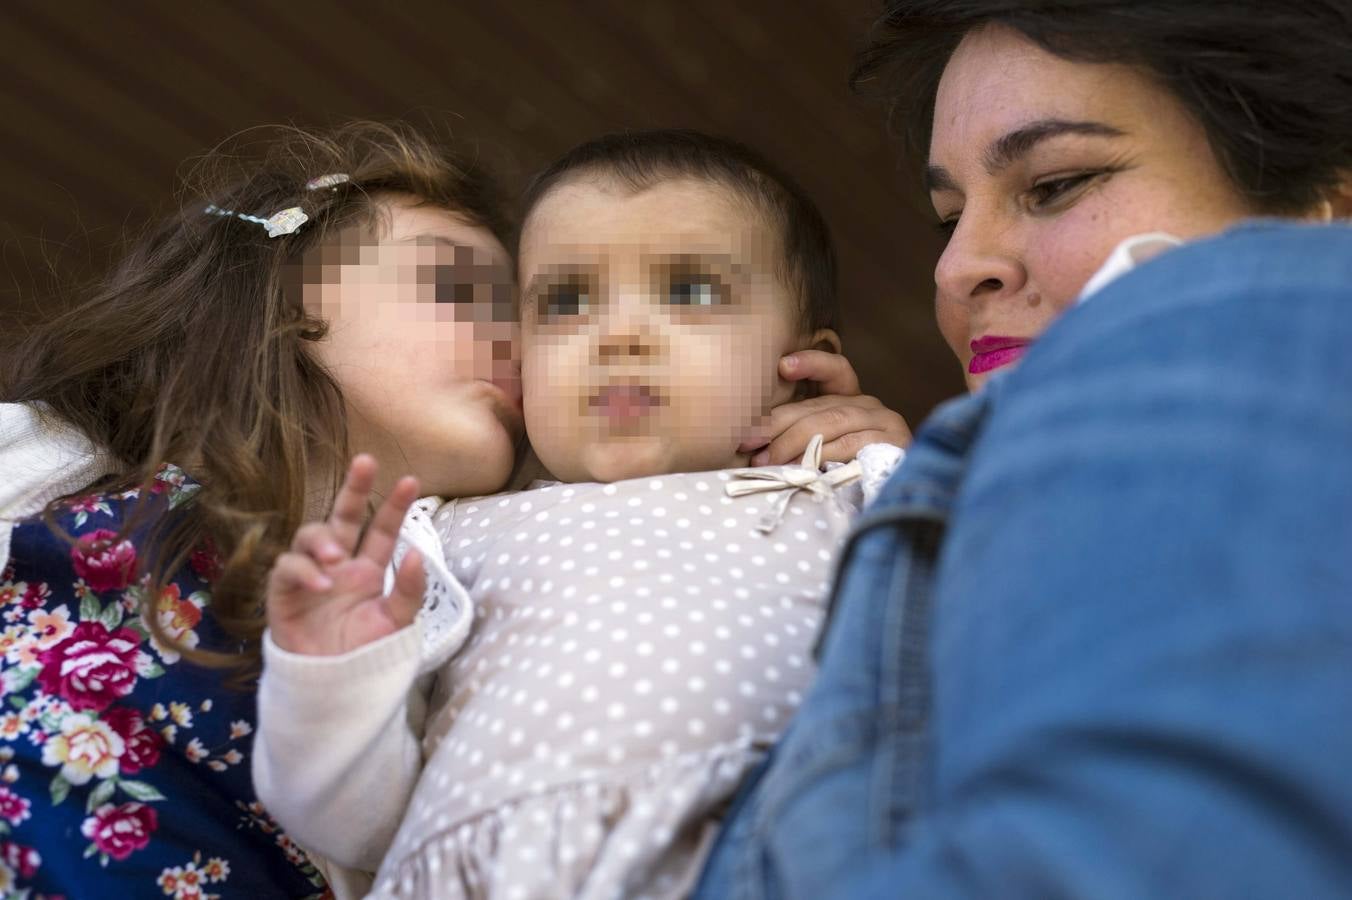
[
  {"xmin": 790, "ymin": 329, "xmax": 844, "ymax": 400},
  {"xmin": 807, "ymin": 328, "xmax": 842, "ymax": 355}
]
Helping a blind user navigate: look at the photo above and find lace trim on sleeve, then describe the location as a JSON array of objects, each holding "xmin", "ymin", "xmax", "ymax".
[{"xmin": 385, "ymin": 497, "xmax": 474, "ymax": 674}]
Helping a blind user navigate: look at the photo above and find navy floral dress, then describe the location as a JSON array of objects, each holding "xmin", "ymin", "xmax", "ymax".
[{"xmin": 0, "ymin": 466, "xmax": 329, "ymax": 899}]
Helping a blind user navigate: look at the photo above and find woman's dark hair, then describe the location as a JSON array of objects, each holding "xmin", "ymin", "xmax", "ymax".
[
  {"xmin": 519, "ymin": 129, "xmax": 839, "ymax": 334},
  {"xmin": 852, "ymin": 0, "xmax": 1352, "ymax": 214},
  {"xmin": 1, "ymin": 120, "xmax": 511, "ymax": 679}
]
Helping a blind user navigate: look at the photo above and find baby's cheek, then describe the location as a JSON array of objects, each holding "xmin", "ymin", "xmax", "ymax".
[
  {"xmin": 522, "ymin": 371, "xmax": 575, "ymax": 466},
  {"xmin": 690, "ymin": 367, "xmax": 774, "ymax": 453},
  {"xmin": 726, "ymin": 330, "xmax": 779, "ymax": 395},
  {"xmin": 524, "ymin": 389, "xmax": 573, "ymax": 451}
]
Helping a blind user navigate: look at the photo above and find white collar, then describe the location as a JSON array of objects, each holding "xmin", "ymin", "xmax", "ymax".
[
  {"xmin": 0, "ymin": 402, "xmax": 114, "ymax": 522},
  {"xmin": 1077, "ymin": 232, "xmax": 1184, "ymax": 303}
]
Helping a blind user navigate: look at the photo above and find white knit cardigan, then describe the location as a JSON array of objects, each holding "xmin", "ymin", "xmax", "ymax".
[{"xmin": 0, "ymin": 402, "xmax": 113, "ymax": 571}]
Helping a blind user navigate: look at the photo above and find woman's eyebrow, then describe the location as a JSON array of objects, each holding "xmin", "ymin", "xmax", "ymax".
[
  {"xmin": 926, "ymin": 119, "xmax": 1127, "ymax": 193},
  {"xmin": 925, "ymin": 165, "xmax": 959, "ymax": 193},
  {"xmin": 985, "ymin": 119, "xmax": 1126, "ymax": 171}
]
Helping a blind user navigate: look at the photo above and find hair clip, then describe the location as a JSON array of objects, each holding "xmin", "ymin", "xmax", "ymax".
[
  {"xmin": 202, "ymin": 172, "xmax": 346, "ymax": 237},
  {"xmin": 204, "ymin": 204, "xmax": 310, "ymax": 238},
  {"xmin": 306, "ymin": 172, "xmax": 351, "ymax": 191}
]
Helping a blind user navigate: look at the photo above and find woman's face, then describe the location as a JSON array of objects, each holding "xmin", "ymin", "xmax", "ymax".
[
  {"xmin": 928, "ymin": 24, "xmax": 1258, "ymax": 390},
  {"xmin": 304, "ymin": 194, "xmax": 524, "ymax": 498}
]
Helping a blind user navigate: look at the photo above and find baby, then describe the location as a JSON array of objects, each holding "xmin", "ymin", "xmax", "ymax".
[{"xmin": 254, "ymin": 131, "xmax": 905, "ymax": 899}]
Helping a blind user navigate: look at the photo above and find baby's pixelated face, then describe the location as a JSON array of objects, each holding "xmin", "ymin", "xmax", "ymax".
[{"xmin": 518, "ymin": 176, "xmax": 805, "ymax": 484}]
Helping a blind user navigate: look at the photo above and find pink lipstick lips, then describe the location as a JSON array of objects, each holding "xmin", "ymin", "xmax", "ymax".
[{"xmin": 968, "ymin": 336, "xmax": 1031, "ymax": 375}]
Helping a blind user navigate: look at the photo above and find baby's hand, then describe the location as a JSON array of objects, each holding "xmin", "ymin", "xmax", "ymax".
[
  {"xmin": 266, "ymin": 454, "xmax": 426, "ymax": 656},
  {"xmin": 741, "ymin": 350, "xmax": 912, "ymax": 466}
]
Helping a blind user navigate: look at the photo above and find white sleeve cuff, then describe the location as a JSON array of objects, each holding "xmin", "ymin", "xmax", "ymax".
[{"xmin": 857, "ymin": 442, "xmax": 906, "ymax": 507}]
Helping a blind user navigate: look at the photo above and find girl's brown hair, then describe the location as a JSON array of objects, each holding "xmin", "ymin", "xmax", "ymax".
[{"xmin": 2, "ymin": 120, "xmax": 511, "ymax": 679}]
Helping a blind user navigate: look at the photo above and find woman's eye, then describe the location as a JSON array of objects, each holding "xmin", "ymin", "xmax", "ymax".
[
  {"xmin": 1027, "ymin": 171, "xmax": 1102, "ymax": 209},
  {"xmin": 540, "ymin": 280, "xmax": 591, "ymax": 319},
  {"xmin": 934, "ymin": 218, "xmax": 959, "ymax": 239},
  {"xmin": 667, "ymin": 274, "xmax": 725, "ymax": 307}
]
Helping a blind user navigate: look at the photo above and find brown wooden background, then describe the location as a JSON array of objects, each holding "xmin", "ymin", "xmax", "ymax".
[{"xmin": 0, "ymin": 0, "xmax": 963, "ymax": 425}]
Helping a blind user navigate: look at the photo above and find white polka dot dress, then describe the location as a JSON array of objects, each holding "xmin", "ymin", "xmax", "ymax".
[{"xmin": 368, "ymin": 469, "xmax": 858, "ymax": 900}]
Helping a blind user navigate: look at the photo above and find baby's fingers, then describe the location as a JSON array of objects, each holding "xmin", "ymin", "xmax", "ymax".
[
  {"xmin": 385, "ymin": 548, "xmax": 426, "ymax": 631},
  {"xmin": 357, "ymin": 475, "xmax": 421, "ymax": 569},
  {"xmin": 267, "ymin": 551, "xmax": 333, "ymax": 603},
  {"xmin": 328, "ymin": 454, "xmax": 379, "ymax": 553},
  {"xmin": 292, "ymin": 522, "xmax": 347, "ymax": 566}
]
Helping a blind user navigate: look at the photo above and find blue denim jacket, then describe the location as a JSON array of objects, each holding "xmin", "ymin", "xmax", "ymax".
[{"xmin": 696, "ymin": 222, "xmax": 1352, "ymax": 899}]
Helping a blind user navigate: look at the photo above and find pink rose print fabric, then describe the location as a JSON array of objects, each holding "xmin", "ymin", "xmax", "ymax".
[{"xmin": 1, "ymin": 466, "xmax": 331, "ymax": 898}]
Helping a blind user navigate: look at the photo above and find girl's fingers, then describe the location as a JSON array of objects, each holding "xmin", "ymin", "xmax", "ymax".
[
  {"xmin": 385, "ymin": 548, "xmax": 426, "ymax": 631},
  {"xmin": 267, "ymin": 551, "xmax": 333, "ymax": 602},
  {"xmin": 356, "ymin": 475, "xmax": 421, "ymax": 568},
  {"xmin": 780, "ymin": 350, "xmax": 862, "ymax": 396},
  {"xmin": 328, "ymin": 454, "xmax": 379, "ymax": 553}
]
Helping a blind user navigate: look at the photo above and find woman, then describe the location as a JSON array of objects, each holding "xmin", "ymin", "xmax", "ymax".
[
  {"xmin": 695, "ymin": 2, "xmax": 1352, "ymax": 897},
  {"xmin": 0, "ymin": 120, "xmax": 522, "ymax": 897}
]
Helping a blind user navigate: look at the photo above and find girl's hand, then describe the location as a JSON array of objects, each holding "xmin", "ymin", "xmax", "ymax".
[
  {"xmin": 266, "ymin": 454, "xmax": 426, "ymax": 656},
  {"xmin": 740, "ymin": 351, "xmax": 913, "ymax": 466}
]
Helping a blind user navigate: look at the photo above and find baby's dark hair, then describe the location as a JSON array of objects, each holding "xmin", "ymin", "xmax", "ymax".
[
  {"xmin": 852, "ymin": 0, "xmax": 1352, "ymax": 215},
  {"xmin": 520, "ymin": 129, "xmax": 839, "ymax": 333}
]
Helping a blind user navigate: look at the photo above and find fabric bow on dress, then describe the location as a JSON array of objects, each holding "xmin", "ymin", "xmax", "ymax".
[{"xmin": 724, "ymin": 434, "xmax": 861, "ymax": 534}]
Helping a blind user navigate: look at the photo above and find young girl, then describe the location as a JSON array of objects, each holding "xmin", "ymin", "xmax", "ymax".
[
  {"xmin": 0, "ymin": 120, "xmax": 522, "ymax": 898},
  {"xmin": 254, "ymin": 131, "xmax": 910, "ymax": 899}
]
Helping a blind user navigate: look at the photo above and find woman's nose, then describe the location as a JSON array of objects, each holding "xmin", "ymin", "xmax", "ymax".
[{"xmin": 934, "ymin": 215, "xmax": 1027, "ymax": 306}]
